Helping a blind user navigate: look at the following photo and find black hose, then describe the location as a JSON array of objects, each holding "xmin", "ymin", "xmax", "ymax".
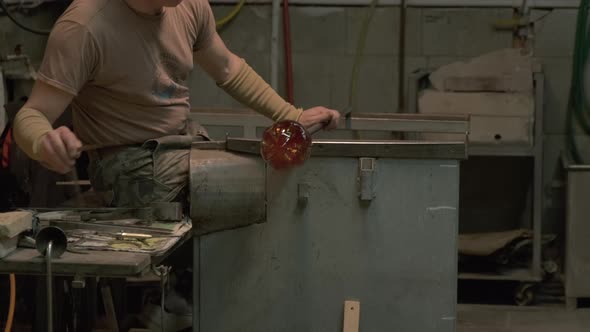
[
  {"xmin": 566, "ymin": 0, "xmax": 590, "ymax": 163},
  {"xmin": 0, "ymin": 0, "xmax": 51, "ymax": 35}
]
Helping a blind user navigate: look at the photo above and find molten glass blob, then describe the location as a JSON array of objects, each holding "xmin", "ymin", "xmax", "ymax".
[{"xmin": 260, "ymin": 120, "xmax": 313, "ymax": 170}]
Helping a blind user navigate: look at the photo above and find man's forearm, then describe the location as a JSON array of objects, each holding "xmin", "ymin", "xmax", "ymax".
[
  {"xmin": 13, "ymin": 107, "xmax": 53, "ymax": 160},
  {"xmin": 218, "ymin": 57, "xmax": 303, "ymax": 122}
]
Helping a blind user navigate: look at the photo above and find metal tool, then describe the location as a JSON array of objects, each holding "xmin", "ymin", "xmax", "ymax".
[
  {"xmin": 116, "ymin": 232, "xmax": 153, "ymax": 240},
  {"xmin": 35, "ymin": 226, "xmax": 67, "ymax": 332},
  {"xmin": 115, "ymin": 232, "xmax": 181, "ymax": 242},
  {"xmin": 46, "ymin": 241, "xmax": 53, "ymax": 332},
  {"xmin": 152, "ymin": 265, "xmax": 171, "ymax": 332}
]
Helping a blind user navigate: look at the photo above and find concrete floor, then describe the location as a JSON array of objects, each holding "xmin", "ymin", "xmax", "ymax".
[{"xmin": 458, "ymin": 304, "xmax": 590, "ymax": 332}]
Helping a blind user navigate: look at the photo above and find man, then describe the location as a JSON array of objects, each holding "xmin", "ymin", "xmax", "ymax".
[
  {"xmin": 13, "ymin": 0, "xmax": 340, "ymax": 208},
  {"xmin": 13, "ymin": 0, "xmax": 340, "ymax": 324}
]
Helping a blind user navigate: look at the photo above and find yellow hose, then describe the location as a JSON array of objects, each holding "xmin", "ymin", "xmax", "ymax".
[
  {"xmin": 4, "ymin": 274, "xmax": 15, "ymax": 332},
  {"xmin": 216, "ymin": 0, "xmax": 246, "ymax": 29}
]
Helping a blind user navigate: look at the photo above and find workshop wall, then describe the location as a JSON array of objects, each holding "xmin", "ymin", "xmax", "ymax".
[
  {"xmin": 191, "ymin": 5, "xmax": 572, "ymax": 234},
  {"xmin": 0, "ymin": 4, "xmax": 579, "ymax": 232},
  {"xmin": 0, "ymin": 5, "xmax": 64, "ymax": 99},
  {"xmin": 191, "ymin": 6, "xmax": 516, "ymax": 112}
]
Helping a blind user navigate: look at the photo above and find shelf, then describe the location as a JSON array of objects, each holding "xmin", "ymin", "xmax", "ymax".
[{"xmin": 459, "ymin": 269, "xmax": 542, "ymax": 282}]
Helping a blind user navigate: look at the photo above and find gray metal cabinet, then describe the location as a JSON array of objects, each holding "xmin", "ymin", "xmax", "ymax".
[
  {"xmin": 197, "ymin": 157, "xmax": 459, "ymax": 332},
  {"xmin": 564, "ymin": 159, "xmax": 590, "ymax": 308}
]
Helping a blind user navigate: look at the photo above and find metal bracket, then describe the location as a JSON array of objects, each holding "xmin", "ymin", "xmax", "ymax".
[
  {"xmin": 297, "ymin": 182, "xmax": 310, "ymax": 204},
  {"xmin": 358, "ymin": 158, "xmax": 376, "ymax": 201}
]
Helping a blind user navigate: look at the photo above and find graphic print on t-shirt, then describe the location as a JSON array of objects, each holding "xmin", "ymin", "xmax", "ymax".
[{"xmin": 151, "ymin": 51, "xmax": 189, "ymax": 101}]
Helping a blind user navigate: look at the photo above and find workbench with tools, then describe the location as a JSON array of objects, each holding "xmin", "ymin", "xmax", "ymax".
[
  {"xmin": 1, "ymin": 112, "xmax": 468, "ymax": 331},
  {"xmin": 188, "ymin": 111, "xmax": 468, "ymax": 332},
  {"xmin": 0, "ymin": 206, "xmax": 192, "ymax": 332}
]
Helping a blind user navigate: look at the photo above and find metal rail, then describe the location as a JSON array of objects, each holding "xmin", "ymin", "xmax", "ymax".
[
  {"xmin": 189, "ymin": 109, "xmax": 470, "ymax": 138},
  {"xmin": 224, "ymin": 138, "xmax": 468, "ymax": 160}
]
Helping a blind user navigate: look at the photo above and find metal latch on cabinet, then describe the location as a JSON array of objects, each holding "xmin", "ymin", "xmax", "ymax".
[{"xmin": 358, "ymin": 158, "xmax": 376, "ymax": 201}]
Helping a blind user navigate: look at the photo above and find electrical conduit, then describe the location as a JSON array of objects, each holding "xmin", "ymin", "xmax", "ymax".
[
  {"xmin": 4, "ymin": 274, "xmax": 15, "ymax": 332},
  {"xmin": 282, "ymin": 0, "xmax": 294, "ymax": 104},
  {"xmin": 348, "ymin": 0, "xmax": 378, "ymax": 113},
  {"xmin": 271, "ymin": 0, "xmax": 281, "ymax": 90}
]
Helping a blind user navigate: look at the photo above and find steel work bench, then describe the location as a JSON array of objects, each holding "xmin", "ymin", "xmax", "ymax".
[
  {"xmin": 189, "ymin": 110, "xmax": 469, "ymax": 332},
  {"xmin": 0, "ymin": 224, "xmax": 192, "ymax": 331}
]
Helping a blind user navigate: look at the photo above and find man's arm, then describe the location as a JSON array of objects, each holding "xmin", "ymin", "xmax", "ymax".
[
  {"xmin": 12, "ymin": 19, "xmax": 95, "ymax": 174},
  {"xmin": 194, "ymin": 32, "xmax": 340, "ymax": 129},
  {"xmin": 12, "ymin": 80, "xmax": 82, "ymax": 174}
]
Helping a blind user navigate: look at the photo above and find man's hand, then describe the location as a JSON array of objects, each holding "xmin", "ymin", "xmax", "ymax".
[
  {"xmin": 299, "ymin": 107, "xmax": 341, "ymax": 130},
  {"xmin": 38, "ymin": 126, "xmax": 82, "ymax": 174}
]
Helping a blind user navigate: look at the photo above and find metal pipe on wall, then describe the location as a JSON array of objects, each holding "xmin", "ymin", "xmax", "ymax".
[
  {"xmin": 270, "ymin": 0, "xmax": 281, "ymax": 90},
  {"xmin": 283, "ymin": 0, "xmax": 295, "ymax": 103},
  {"xmin": 398, "ymin": 0, "xmax": 406, "ymax": 111}
]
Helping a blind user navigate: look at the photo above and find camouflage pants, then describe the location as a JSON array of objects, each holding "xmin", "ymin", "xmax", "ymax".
[
  {"xmin": 88, "ymin": 134, "xmax": 207, "ymax": 208},
  {"xmin": 87, "ymin": 131, "xmax": 208, "ymax": 284}
]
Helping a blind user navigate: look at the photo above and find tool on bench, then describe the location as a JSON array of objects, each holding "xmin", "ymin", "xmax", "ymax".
[
  {"xmin": 115, "ymin": 232, "xmax": 181, "ymax": 240},
  {"xmin": 35, "ymin": 226, "xmax": 67, "ymax": 332}
]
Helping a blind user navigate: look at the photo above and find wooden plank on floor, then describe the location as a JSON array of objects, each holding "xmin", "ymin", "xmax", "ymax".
[{"xmin": 343, "ymin": 300, "xmax": 360, "ymax": 332}]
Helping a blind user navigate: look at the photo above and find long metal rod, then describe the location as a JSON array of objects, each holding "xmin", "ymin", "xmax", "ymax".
[
  {"xmin": 532, "ymin": 72, "xmax": 544, "ymax": 279},
  {"xmin": 209, "ymin": 0, "xmax": 579, "ymax": 7},
  {"xmin": 46, "ymin": 241, "xmax": 53, "ymax": 332},
  {"xmin": 160, "ymin": 274, "xmax": 166, "ymax": 332},
  {"xmin": 226, "ymin": 138, "xmax": 468, "ymax": 159},
  {"xmin": 398, "ymin": 0, "xmax": 406, "ymax": 111}
]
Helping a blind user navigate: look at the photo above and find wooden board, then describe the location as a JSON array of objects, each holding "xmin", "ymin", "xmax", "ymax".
[
  {"xmin": 343, "ymin": 300, "xmax": 360, "ymax": 332},
  {"xmin": 0, "ymin": 211, "xmax": 32, "ymax": 238},
  {"xmin": 0, "ymin": 248, "xmax": 150, "ymax": 277}
]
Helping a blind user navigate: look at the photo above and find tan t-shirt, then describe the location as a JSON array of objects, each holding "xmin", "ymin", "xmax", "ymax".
[{"xmin": 37, "ymin": 0, "xmax": 216, "ymax": 147}]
